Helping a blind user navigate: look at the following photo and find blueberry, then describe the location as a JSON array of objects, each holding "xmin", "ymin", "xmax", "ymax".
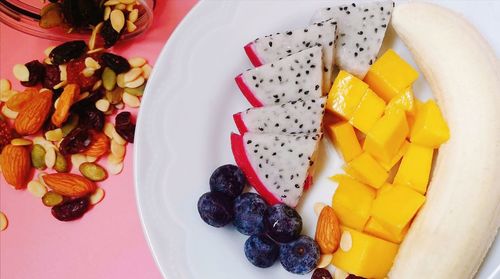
[
  {"xmin": 311, "ymin": 268, "xmax": 333, "ymax": 279},
  {"xmin": 264, "ymin": 203, "xmax": 302, "ymax": 243},
  {"xmin": 279, "ymin": 235, "xmax": 320, "ymax": 275},
  {"xmin": 197, "ymin": 192, "xmax": 234, "ymax": 227},
  {"xmin": 244, "ymin": 234, "xmax": 279, "ymax": 268},
  {"xmin": 233, "ymin": 193, "xmax": 268, "ymax": 235},
  {"xmin": 209, "ymin": 164, "xmax": 246, "ymax": 199}
]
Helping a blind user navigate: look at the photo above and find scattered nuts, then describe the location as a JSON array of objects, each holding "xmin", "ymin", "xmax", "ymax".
[
  {"xmin": 85, "ymin": 57, "xmax": 101, "ymax": 70},
  {"xmin": 92, "ymin": 80, "xmax": 103, "ymax": 91},
  {"xmin": 315, "ymin": 206, "xmax": 341, "ymax": 254},
  {"xmin": 28, "ymin": 180, "xmax": 48, "ymax": 198},
  {"xmin": 45, "ymin": 146, "xmax": 57, "ymax": 168},
  {"xmin": 120, "ymin": 0, "xmax": 136, "ymax": 4},
  {"xmin": 116, "ymin": 73, "xmax": 126, "ymax": 88},
  {"xmin": 125, "ymin": 76, "xmax": 145, "ymax": 88},
  {"xmin": 82, "ymin": 67, "xmax": 95, "ymax": 78},
  {"xmin": 71, "ymin": 154, "xmax": 88, "ymax": 170},
  {"xmin": 123, "ymin": 68, "xmax": 143, "ymax": 83},
  {"xmin": 0, "ymin": 89, "xmax": 18, "ymax": 102},
  {"xmin": 11, "ymin": 138, "xmax": 33, "ymax": 146},
  {"xmin": 104, "ymin": 0, "xmax": 120, "ymax": 6},
  {"xmin": 59, "ymin": 64, "xmax": 67, "ymax": 81},
  {"xmin": 111, "ymin": 140, "xmax": 126, "ymax": 158},
  {"xmin": 78, "ymin": 91, "xmax": 90, "ymax": 101},
  {"xmin": 44, "ymin": 46, "xmax": 56, "ymax": 57},
  {"xmin": 45, "ymin": 128, "xmax": 64, "ymax": 141},
  {"xmin": 128, "ymin": 57, "xmax": 146, "ymax": 68},
  {"xmin": 87, "ymin": 48, "xmax": 105, "ymax": 55},
  {"xmin": 340, "ymin": 231, "xmax": 353, "ymax": 252},
  {"xmin": 53, "ymin": 80, "xmax": 68, "ymax": 90},
  {"xmin": 122, "ymin": 92, "xmax": 140, "ymax": 108},
  {"xmin": 90, "ymin": 187, "xmax": 105, "ymax": 205},
  {"xmin": 142, "ymin": 64, "xmax": 152, "ymax": 79},
  {"xmin": 31, "ymin": 144, "xmax": 47, "ymax": 170},
  {"xmin": 61, "ymin": 114, "xmax": 79, "ymax": 137},
  {"xmin": 0, "ymin": 212, "xmax": 8, "ymax": 231},
  {"xmin": 115, "ymin": 3, "xmax": 126, "ymax": 10},
  {"xmin": 80, "ymin": 162, "xmax": 108, "ymax": 181},
  {"xmin": 2, "ymin": 105, "xmax": 19, "ymax": 119},
  {"xmin": 104, "ymin": 6, "xmax": 112, "ymax": 21},
  {"xmin": 106, "ymin": 87, "xmax": 123, "ymax": 104},
  {"xmin": 110, "ymin": 10, "xmax": 125, "ymax": 33},
  {"xmin": 13, "ymin": 64, "xmax": 30, "ymax": 82},
  {"xmin": 114, "ymin": 102, "xmax": 125, "ymax": 110},
  {"xmin": 89, "ymin": 22, "xmax": 104, "ymax": 50},
  {"xmin": 54, "ymin": 152, "xmax": 68, "ymax": 173},
  {"xmin": 128, "ymin": 8, "xmax": 139, "ymax": 23},
  {"xmin": 86, "ymin": 156, "xmax": 97, "ymax": 162},
  {"xmin": 42, "ymin": 191, "xmax": 64, "ymax": 207},
  {"xmin": 317, "ymin": 254, "xmax": 333, "ymax": 268},
  {"xmin": 1, "ymin": 78, "xmax": 11, "ymax": 92},
  {"xmin": 102, "ymin": 67, "xmax": 117, "ymax": 91},
  {"xmin": 107, "ymin": 161, "xmax": 124, "ymax": 175},
  {"xmin": 126, "ymin": 20, "xmax": 137, "ymax": 33},
  {"xmin": 96, "ymin": 99, "xmax": 111, "ymax": 112}
]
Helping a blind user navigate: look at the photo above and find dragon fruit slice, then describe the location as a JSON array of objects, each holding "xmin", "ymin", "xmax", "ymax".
[
  {"xmin": 244, "ymin": 19, "xmax": 337, "ymax": 94},
  {"xmin": 233, "ymin": 97, "xmax": 326, "ymax": 135},
  {"xmin": 231, "ymin": 132, "xmax": 322, "ymax": 207},
  {"xmin": 236, "ymin": 47, "xmax": 323, "ymax": 107},
  {"xmin": 311, "ymin": 1, "xmax": 394, "ymax": 79}
]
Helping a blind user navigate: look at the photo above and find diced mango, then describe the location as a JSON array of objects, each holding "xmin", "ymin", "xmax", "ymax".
[
  {"xmin": 364, "ymin": 217, "xmax": 408, "ymax": 244},
  {"xmin": 332, "ymin": 226, "xmax": 399, "ymax": 279},
  {"xmin": 410, "ymin": 100, "xmax": 450, "ymax": 148},
  {"xmin": 328, "ymin": 122, "xmax": 362, "ymax": 162},
  {"xmin": 345, "ymin": 153, "xmax": 388, "ymax": 189},
  {"xmin": 385, "ymin": 87, "xmax": 416, "ymax": 117},
  {"xmin": 394, "ymin": 143, "xmax": 434, "ymax": 194},
  {"xmin": 349, "ymin": 89, "xmax": 386, "ymax": 134},
  {"xmin": 364, "ymin": 109, "xmax": 409, "ymax": 163},
  {"xmin": 377, "ymin": 183, "xmax": 393, "ymax": 197},
  {"xmin": 371, "ymin": 185, "xmax": 426, "ymax": 237},
  {"xmin": 406, "ymin": 99, "xmax": 423, "ymax": 133},
  {"xmin": 364, "ymin": 49, "xmax": 419, "ymax": 102},
  {"xmin": 379, "ymin": 140, "xmax": 410, "ymax": 171},
  {"xmin": 327, "ymin": 70, "xmax": 368, "ymax": 120},
  {"xmin": 331, "ymin": 175, "xmax": 376, "ymax": 230}
]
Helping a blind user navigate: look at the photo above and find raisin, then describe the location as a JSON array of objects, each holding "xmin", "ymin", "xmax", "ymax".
[
  {"xmin": 0, "ymin": 118, "xmax": 14, "ymax": 152},
  {"xmin": 61, "ymin": 0, "xmax": 101, "ymax": 29},
  {"xmin": 101, "ymin": 53, "xmax": 130, "ymax": 74},
  {"xmin": 311, "ymin": 268, "xmax": 333, "ymax": 279},
  {"xmin": 100, "ymin": 20, "xmax": 121, "ymax": 48},
  {"xmin": 21, "ymin": 60, "xmax": 46, "ymax": 87},
  {"xmin": 49, "ymin": 40, "xmax": 87, "ymax": 65},
  {"xmin": 59, "ymin": 127, "xmax": 93, "ymax": 155},
  {"xmin": 43, "ymin": 64, "xmax": 61, "ymax": 89},
  {"xmin": 71, "ymin": 92, "xmax": 105, "ymax": 131},
  {"xmin": 115, "ymin": 111, "xmax": 135, "ymax": 143},
  {"xmin": 346, "ymin": 275, "xmax": 365, "ymax": 279},
  {"xmin": 51, "ymin": 197, "xmax": 89, "ymax": 221}
]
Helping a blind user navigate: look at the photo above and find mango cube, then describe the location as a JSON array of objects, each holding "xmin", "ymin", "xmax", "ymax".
[
  {"xmin": 364, "ymin": 109, "xmax": 409, "ymax": 163},
  {"xmin": 327, "ymin": 70, "xmax": 368, "ymax": 120},
  {"xmin": 385, "ymin": 87, "xmax": 416, "ymax": 117},
  {"xmin": 379, "ymin": 140, "xmax": 410, "ymax": 171},
  {"xmin": 332, "ymin": 226, "xmax": 399, "ymax": 279},
  {"xmin": 331, "ymin": 175, "xmax": 376, "ymax": 230},
  {"xmin": 377, "ymin": 183, "xmax": 394, "ymax": 197},
  {"xmin": 410, "ymin": 100, "xmax": 450, "ymax": 148},
  {"xmin": 364, "ymin": 217, "xmax": 408, "ymax": 244},
  {"xmin": 364, "ymin": 49, "xmax": 419, "ymax": 102},
  {"xmin": 394, "ymin": 143, "xmax": 434, "ymax": 194},
  {"xmin": 328, "ymin": 122, "xmax": 362, "ymax": 162},
  {"xmin": 349, "ymin": 89, "xmax": 386, "ymax": 134},
  {"xmin": 345, "ymin": 153, "xmax": 388, "ymax": 189},
  {"xmin": 371, "ymin": 185, "xmax": 426, "ymax": 236}
]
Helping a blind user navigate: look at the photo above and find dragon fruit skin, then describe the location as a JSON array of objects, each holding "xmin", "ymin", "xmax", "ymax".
[
  {"xmin": 311, "ymin": 1, "xmax": 394, "ymax": 79},
  {"xmin": 236, "ymin": 47, "xmax": 323, "ymax": 107},
  {"xmin": 244, "ymin": 19, "xmax": 337, "ymax": 94},
  {"xmin": 231, "ymin": 132, "xmax": 321, "ymax": 208},
  {"xmin": 233, "ymin": 97, "xmax": 326, "ymax": 135}
]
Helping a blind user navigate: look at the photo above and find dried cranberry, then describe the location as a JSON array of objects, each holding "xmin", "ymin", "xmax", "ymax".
[
  {"xmin": 71, "ymin": 93, "xmax": 105, "ymax": 131},
  {"xmin": 66, "ymin": 55, "xmax": 102, "ymax": 91},
  {"xmin": 50, "ymin": 40, "xmax": 87, "ymax": 65},
  {"xmin": 0, "ymin": 118, "xmax": 14, "ymax": 152},
  {"xmin": 59, "ymin": 127, "xmax": 93, "ymax": 155},
  {"xmin": 100, "ymin": 20, "xmax": 121, "ymax": 48},
  {"xmin": 115, "ymin": 111, "xmax": 132, "ymax": 126},
  {"xmin": 115, "ymin": 112, "xmax": 135, "ymax": 143},
  {"xmin": 101, "ymin": 53, "xmax": 130, "ymax": 74},
  {"xmin": 311, "ymin": 268, "xmax": 333, "ymax": 279},
  {"xmin": 43, "ymin": 64, "xmax": 61, "ymax": 89},
  {"xmin": 346, "ymin": 275, "xmax": 365, "ymax": 279},
  {"xmin": 61, "ymin": 0, "xmax": 101, "ymax": 29},
  {"xmin": 51, "ymin": 197, "xmax": 89, "ymax": 221},
  {"xmin": 21, "ymin": 60, "xmax": 45, "ymax": 87}
]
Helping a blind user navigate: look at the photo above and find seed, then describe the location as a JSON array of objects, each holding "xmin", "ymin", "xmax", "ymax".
[
  {"xmin": 44, "ymin": 58, "xmax": 53, "ymax": 65},
  {"xmin": 33, "ymin": 136, "xmax": 54, "ymax": 149},
  {"xmin": 114, "ymin": 102, "xmax": 124, "ymax": 110},
  {"xmin": 124, "ymin": 84, "xmax": 145, "ymax": 96},
  {"xmin": 105, "ymin": 87, "xmax": 123, "ymax": 104},
  {"xmin": 71, "ymin": 153, "xmax": 87, "ymax": 170},
  {"xmin": 115, "ymin": 3, "xmax": 126, "ymax": 10},
  {"xmin": 128, "ymin": 9, "xmax": 139, "ymax": 23},
  {"xmin": 128, "ymin": 57, "xmax": 146, "ymax": 68},
  {"xmin": 96, "ymin": 99, "xmax": 111, "ymax": 112},
  {"xmin": 104, "ymin": 0, "xmax": 120, "ymax": 5},
  {"xmin": 0, "ymin": 212, "xmax": 8, "ymax": 231},
  {"xmin": 0, "ymin": 89, "xmax": 17, "ymax": 102},
  {"xmin": 54, "ymin": 152, "xmax": 68, "ymax": 173},
  {"xmin": 28, "ymin": 180, "xmax": 47, "ymax": 198},
  {"xmin": 142, "ymin": 64, "xmax": 152, "ymax": 79},
  {"xmin": 86, "ymin": 156, "xmax": 97, "ymax": 162},
  {"xmin": 77, "ymin": 91, "xmax": 90, "ymax": 101},
  {"xmin": 102, "ymin": 67, "xmax": 117, "ymax": 91},
  {"xmin": 1, "ymin": 78, "xmax": 12, "ymax": 92},
  {"xmin": 42, "ymin": 191, "xmax": 64, "ymax": 207},
  {"xmin": 44, "ymin": 46, "xmax": 56, "ymax": 57},
  {"xmin": 119, "ymin": 0, "xmax": 136, "ymax": 4},
  {"xmin": 61, "ymin": 114, "xmax": 79, "ymax": 136},
  {"xmin": 53, "ymin": 80, "xmax": 67, "ymax": 90},
  {"xmin": 104, "ymin": 6, "xmax": 112, "ymax": 20},
  {"xmin": 110, "ymin": 10, "xmax": 125, "ymax": 33},
  {"xmin": 89, "ymin": 22, "xmax": 104, "ymax": 50},
  {"xmin": 126, "ymin": 20, "xmax": 137, "ymax": 32},
  {"xmin": 125, "ymin": 76, "xmax": 145, "ymax": 89},
  {"xmin": 104, "ymin": 122, "xmax": 116, "ymax": 139},
  {"xmin": 92, "ymin": 80, "xmax": 103, "ymax": 91},
  {"xmin": 317, "ymin": 254, "xmax": 333, "ymax": 268},
  {"xmin": 13, "ymin": 64, "xmax": 30, "ymax": 82},
  {"xmin": 59, "ymin": 64, "xmax": 67, "ymax": 81},
  {"xmin": 38, "ymin": 172, "xmax": 48, "ymax": 186},
  {"xmin": 1, "ymin": 105, "xmax": 19, "ymax": 119},
  {"xmin": 108, "ymin": 152, "xmax": 124, "ymax": 164},
  {"xmin": 122, "ymin": 92, "xmax": 140, "ymax": 108},
  {"xmin": 87, "ymin": 48, "xmax": 105, "ymax": 55},
  {"xmin": 340, "ymin": 231, "xmax": 352, "ymax": 252},
  {"xmin": 108, "ymin": 161, "xmax": 124, "ymax": 175},
  {"xmin": 126, "ymin": 4, "xmax": 135, "ymax": 11},
  {"xmin": 85, "ymin": 57, "xmax": 101, "ymax": 70},
  {"xmin": 31, "ymin": 144, "xmax": 47, "ymax": 169},
  {"xmin": 82, "ymin": 67, "xmax": 95, "ymax": 78},
  {"xmin": 80, "ymin": 162, "xmax": 108, "ymax": 181},
  {"xmin": 45, "ymin": 128, "xmax": 63, "ymax": 142},
  {"xmin": 111, "ymin": 140, "xmax": 126, "ymax": 158},
  {"xmin": 123, "ymin": 68, "xmax": 143, "ymax": 83},
  {"xmin": 11, "ymin": 138, "xmax": 33, "ymax": 146},
  {"xmin": 45, "ymin": 146, "xmax": 56, "ymax": 168},
  {"xmin": 90, "ymin": 188, "xmax": 105, "ymax": 205}
]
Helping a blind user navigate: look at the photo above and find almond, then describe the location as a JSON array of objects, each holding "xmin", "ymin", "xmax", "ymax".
[
  {"xmin": 52, "ymin": 84, "xmax": 80, "ymax": 127},
  {"xmin": 6, "ymin": 88, "xmax": 36, "ymax": 112},
  {"xmin": 43, "ymin": 173, "xmax": 96, "ymax": 198},
  {"xmin": 315, "ymin": 206, "xmax": 341, "ymax": 254},
  {"xmin": 82, "ymin": 132, "xmax": 110, "ymax": 158},
  {"xmin": 0, "ymin": 144, "xmax": 31, "ymax": 189},
  {"xmin": 14, "ymin": 90, "xmax": 53, "ymax": 135}
]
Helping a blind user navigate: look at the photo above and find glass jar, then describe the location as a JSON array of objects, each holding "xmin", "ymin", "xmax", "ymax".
[{"xmin": 0, "ymin": 0, "xmax": 155, "ymax": 42}]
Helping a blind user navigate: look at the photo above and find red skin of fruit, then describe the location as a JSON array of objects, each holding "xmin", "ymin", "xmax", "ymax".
[
  {"xmin": 235, "ymin": 74, "xmax": 264, "ymax": 107},
  {"xmin": 244, "ymin": 42, "xmax": 264, "ymax": 67},
  {"xmin": 230, "ymin": 133, "xmax": 312, "ymax": 207},
  {"xmin": 232, "ymin": 112, "xmax": 248, "ymax": 134}
]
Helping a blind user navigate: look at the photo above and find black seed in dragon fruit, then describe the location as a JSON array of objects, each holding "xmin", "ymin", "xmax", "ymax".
[
  {"xmin": 233, "ymin": 97, "xmax": 326, "ymax": 135},
  {"xmin": 231, "ymin": 132, "xmax": 322, "ymax": 208},
  {"xmin": 236, "ymin": 47, "xmax": 323, "ymax": 107},
  {"xmin": 244, "ymin": 19, "xmax": 337, "ymax": 94},
  {"xmin": 311, "ymin": 1, "xmax": 394, "ymax": 79}
]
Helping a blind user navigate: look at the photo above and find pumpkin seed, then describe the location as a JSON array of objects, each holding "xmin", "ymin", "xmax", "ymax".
[
  {"xmin": 126, "ymin": 20, "xmax": 137, "ymax": 33},
  {"xmin": 11, "ymin": 138, "xmax": 33, "ymax": 146},
  {"xmin": 110, "ymin": 10, "xmax": 125, "ymax": 33},
  {"xmin": 31, "ymin": 144, "xmax": 47, "ymax": 170},
  {"xmin": 1, "ymin": 78, "xmax": 12, "ymax": 92},
  {"xmin": 54, "ymin": 152, "xmax": 69, "ymax": 173},
  {"xmin": 85, "ymin": 57, "xmax": 101, "ymax": 70},
  {"xmin": 90, "ymin": 188, "xmax": 105, "ymax": 205},
  {"xmin": 13, "ymin": 64, "xmax": 29, "ymax": 82},
  {"xmin": 124, "ymin": 83, "xmax": 145, "ymax": 96},
  {"xmin": 105, "ymin": 87, "xmax": 123, "ymax": 104},
  {"xmin": 61, "ymin": 114, "xmax": 79, "ymax": 136},
  {"xmin": 128, "ymin": 8, "xmax": 139, "ymax": 23},
  {"xmin": 102, "ymin": 67, "xmax": 117, "ymax": 91},
  {"xmin": 1, "ymin": 105, "xmax": 19, "ymax": 119},
  {"xmin": 107, "ymin": 161, "xmax": 124, "ymax": 175},
  {"xmin": 71, "ymin": 154, "xmax": 87, "ymax": 170},
  {"xmin": 116, "ymin": 73, "xmax": 126, "ymax": 88},
  {"xmin": 79, "ymin": 162, "xmax": 108, "ymax": 181},
  {"xmin": 42, "ymin": 191, "xmax": 64, "ymax": 207},
  {"xmin": 28, "ymin": 180, "xmax": 47, "ymax": 198},
  {"xmin": 45, "ymin": 128, "xmax": 63, "ymax": 141},
  {"xmin": 96, "ymin": 98, "xmax": 111, "ymax": 112}
]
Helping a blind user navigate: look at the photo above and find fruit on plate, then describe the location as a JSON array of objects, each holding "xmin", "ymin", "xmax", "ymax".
[
  {"xmin": 326, "ymin": 121, "xmax": 362, "ymax": 162},
  {"xmin": 231, "ymin": 132, "xmax": 322, "ymax": 207},
  {"xmin": 233, "ymin": 192, "xmax": 268, "ymax": 236},
  {"xmin": 244, "ymin": 19, "xmax": 337, "ymax": 92},
  {"xmin": 311, "ymin": 1, "xmax": 394, "ymax": 79},
  {"xmin": 264, "ymin": 203, "xmax": 303, "ymax": 243},
  {"xmin": 244, "ymin": 234, "xmax": 279, "ymax": 268},
  {"xmin": 233, "ymin": 97, "xmax": 326, "ymax": 135},
  {"xmin": 236, "ymin": 47, "xmax": 323, "ymax": 106},
  {"xmin": 197, "ymin": 192, "xmax": 234, "ymax": 228},
  {"xmin": 387, "ymin": 2, "xmax": 500, "ymax": 278},
  {"xmin": 279, "ymin": 235, "xmax": 320, "ymax": 275},
  {"xmin": 209, "ymin": 164, "xmax": 246, "ymax": 199}
]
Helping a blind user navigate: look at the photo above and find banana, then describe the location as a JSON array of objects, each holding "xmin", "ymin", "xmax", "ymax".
[{"xmin": 389, "ymin": 2, "xmax": 500, "ymax": 279}]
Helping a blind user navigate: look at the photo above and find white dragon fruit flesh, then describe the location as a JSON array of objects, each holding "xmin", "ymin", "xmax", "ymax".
[
  {"xmin": 233, "ymin": 97, "xmax": 326, "ymax": 135},
  {"xmin": 311, "ymin": 1, "xmax": 394, "ymax": 79},
  {"xmin": 244, "ymin": 19, "xmax": 337, "ymax": 94},
  {"xmin": 236, "ymin": 47, "xmax": 323, "ymax": 107},
  {"xmin": 231, "ymin": 132, "xmax": 322, "ymax": 207}
]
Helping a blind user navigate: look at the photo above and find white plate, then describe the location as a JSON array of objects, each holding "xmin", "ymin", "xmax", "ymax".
[{"xmin": 135, "ymin": 1, "xmax": 500, "ymax": 278}]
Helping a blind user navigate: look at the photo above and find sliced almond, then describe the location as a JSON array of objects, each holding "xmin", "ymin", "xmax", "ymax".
[
  {"xmin": 123, "ymin": 68, "xmax": 143, "ymax": 83},
  {"xmin": 27, "ymin": 180, "xmax": 47, "ymax": 198},
  {"xmin": 116, "ymin": 73, "xmax": 126, "ymax": 88},
  {"xmin": 78, "ymin": 91, "xmax": 90, "ymax": 101},
  {"xmin": 104, "ymin": 0, "xmax": 120, "ymax": 6},
  {"xmin": 104, "ymin": 6, "xmax": 112, "ymax": 21},
  {"xmin": 95, "ymin": 98, "xmax": 111, "ymax": 112},
  {"xmin": 71, "ymin": 153, "xmax": 88, "ymax": 170},
  {"xmin": 45, "ymin": 146, "xmax": 56, "ymax": 169},
  {"xmin": 142, "ymin": 64, "xmax": 152, "ymax": 79},
  {"xmin": 2, "ymin": 105, "xmax": 19, "ymax": 119},
  {"xmin": 119, "ymin": 0, "xmax": 136, "ymax": 4},
  {"xmin": 104, "ymin": 122, "xmax": 116, "ymax": 139},
  {"xmin": 92, "ymin": 80, "xmax": 103, "ymax": 91},
  {"xmin": 0, "ymin": 89, "xmax": 17, "ymax": 102},
  {"xmin": 340, "ymin": 231, "xmax": 353, "ymax": 252},
  {"xmin": 110, "ymin": 10, "xmax": 125, "ymax": 33},
  {"xmin": 86, "ymin": 156, "xmax": 98, "ymax": 163},
  {"xmin": 38, "ymin": 172, "xmax": 48, "ymax": 186},
  {"xmin": 128, "ymin": 57, "xmax": 146, "ymax": 68},
  {"xmin": 44, "ymin": 58, "xmax": 53, "ymax": 65},
  {"xmin": 11, "ymin": 138, "xmax": 33, "ymax": 146},
  {"xmin": 0, "ymin": 212, "xmax": 8, "ymax": 231},
  {"xmin": 115, "ymin": 3, "xmax": 126, "ymax": 10},
  {"xmin": 1, "ymin": 78, "xmax": 12, "ymax": 92},
  {"xmin": 107, "ymin": 161, "xmax": 124, "ymax": 175},
  {"xmin": 53, "ymin": 80, "xmax": 67, "ymax": 90},
  {"xmin": 13, "ymin": 64, "xmax": 29, "ymax": 82},
  {"xmin": 85, "ymin": 57, "xmax": 101, "ymax": 70},
  {"xmin": 87, "ymin": 47, "xmax": 105, "ymax": 55},
  {"xmin": 128, "ymin": 8, "xmax": 139, "ymax": 23},
  {"xmin": 89, "ymin": 22, "xmax": 104, "ymax": 50},
  {"xmin": 317, "ymin": 254, "xmax": 333, "ymax": 268},
  {"xmin": 111, "ymin": 140, "xmax": 126, "ymax": 158},
  {"xmin": 59, "ymin": 64, "xmax": 67, "ymax": 81},
  {"xmin": 126, "ymin": 4, "xmax": 135, "ymax": 11},
  {"xmin": 108, "ymin": 153, "xmax": 124, "ymax": 164},
  {"xmin": 126, "ymin": 20, "xmax": 137, "ymax": 33},
  {"xmin": 114, "ymin": 102, "xmax": 124, "ymax": 110},
  {"xmin": 44, "ymin": 46, "xmax": 56, "ymax": 57},
  {"xmin": 122, "ymin": 92, "xmax": 140, "ymax": 108},
  {"xmin": 82, "ymin": 67, "xmax": 95, "ymax": 78},
  {"xmin": 314, "ymin": 202, "xmax": 327, "ymax": 216},
  {"xmin": 125, "ymin": 76, "xmax": 145, "ymax": 89},
  {"xmin": 90, "ymin": 187, "xmax": 105, "ymax": 205},
  {"xmin": 45, "ymin": 128, "xmax": 63, "ymax": 142}
]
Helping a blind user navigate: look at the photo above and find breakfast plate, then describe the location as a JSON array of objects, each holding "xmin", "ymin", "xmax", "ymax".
[{"xmin": 134, "ymin": 1, "xmax": 500, "ymax": 278}]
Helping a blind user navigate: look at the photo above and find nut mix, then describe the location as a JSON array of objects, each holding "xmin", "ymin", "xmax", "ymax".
[{"xmin": 0, "ymin": 39, "xmax": 151, "ymax": 224}]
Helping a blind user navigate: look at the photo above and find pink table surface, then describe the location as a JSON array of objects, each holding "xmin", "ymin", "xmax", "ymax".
[{"xmin": 0, "ymin": 1, "xmax": 197, "ymax": 278}]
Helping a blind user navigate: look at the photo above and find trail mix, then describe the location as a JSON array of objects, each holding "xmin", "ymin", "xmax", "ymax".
[
  {"xmin": 0, "ymin": 40, "xmax": 151, "ymax": 224},
  {"xmin": 40, "ymin": 0, "xmax": 146, "ymax": 48}
]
